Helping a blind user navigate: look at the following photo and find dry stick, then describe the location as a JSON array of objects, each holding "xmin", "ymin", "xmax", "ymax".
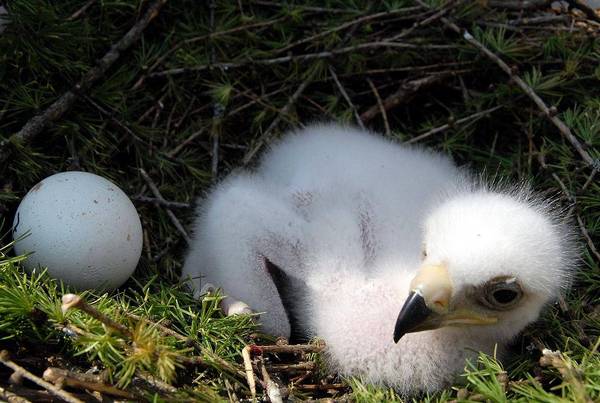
[
  {"xmin": 137, "ymin": 88, "xmax": 168, "ymax": 124},
  {"xmin": 0, "ymin": 352, "xmax": 84, "ymax": 403},
  {"xmin": 84, "ymin": 96, "xmax": 158, "ymax": 152},
  {"xmin": 61, "ymin": 294, "xmax": 133, "ymax": 338},
  {"xmin": 540, "ymin": 349, "xmax": 591, "ymax": 403},
  {"xmin": 125, "ymin": 312, "xmax": 188, "ymax": 342},
  {"xmin": 173, "ymin": 96, "xmax": 196, "ymax": 130},
  {"xmin": 506, "ymin": 15, "xmax": 569, "ymax": 26},
  {"xmin": 576, "ymin": 215, "xmax": 600, "ymax": 262},
  {"xmin": 417, "ymin": 0, "xmax": 600, "ymax": 172},
  {"xmin": 268, "ymin": 362, "xmax": 316, "ymax": 372},
  {"xmin": 0, "ymin": 385, "xmax": 31, "ymax": 403},
  {"xmin": 228, "ymin": 87, "xmax": 290, "ymax": 117},
  {"xmin": 223, "ymin": 378, "xmax": 239, "ymax": 403},
  {"xmin": 405, "ymin": 105, "xmax": 504, "ymax": 144},
  {"xmin": 250, "ymin": 343, "xmax": 326, "ymax": 355},
  {"xmin": 296, "ymin": 383, "xmax": 347, "ymax": 391},
  {"xmin": 0, "ymin": 0, "xmax": 168, "ymax": 164},
  {"xmin": 339, "ymin": 61, "xmax": 473, "ymax": 77},
  {"xmin": 366, "ymin": 78, "xmax": 391, "ymax": 136},
  {"xmin": 274, "ymin": 6, "xmax": 422, "ymax": 54},
  {"xmin": 289, "ymin": 370, "xmax": 312, "ymax": 385},
  {"xmin": 167, "ymin": 128, "xmax": 206, "ymax": 158},
  {"xmin": 150, "ymin": 42, "xmax": 455, "ymax": 79},
  {"xmin": 131, "ymin": 195, "xmax": 191, "ymax": 209},
  {"xmin": 134, "ymin": 371, "xmax": 177, "ymax": 395},
  {"xmin": 0, "ymin": 384, "xmax": 95, "ymax": 403},
  {"xmin": 328, "ymin": 66, "xmax": 365, "ymax": 130},
  {"xmin": 242, "ymin": 345, "xmax": 257, "ymax": 401},
  {"xmin": 565, "ymin": 0, "xmax": 600, "ymax": 24},
  {"xmin": 537, "ymin": 154, "xmax": 600, "ymax": 262},
  {"xmin": 43, "ymin": 367, "xmax": 136, "ymax": 399},
  {"xmin": 242, "ymin": 77, "xmax": 312, "ymax": 165},
  {"xmin": 208, "ymin": 0, "xmax": 221, "ymax": 181},
  {"xmin": 67, "ymin": 0, "xmax": 96, "ymax": 21},
  {"xmin": 259, "ymin": 360, "xmax": 283, "ymax": 403},
  {"xmin": 233, "ymin": 84, "xmax": 299, "ymax": 122},
  {"xmin": 360, "ymin": 74, "xmax": 447, "ymax": 122},
  {"xmin": 139, "ymin": 168, "xmax": 192, "ymax": 244},
  {"xmin": 487, "ymin": 0, "xmax": 552, "ymax": 9},
  {"xmin": 253, "ymin": 0, "xmax": 357, "ymax": 14},
  {"xmin": 211, "ymin": 120, "xmax": 220, "ymax": 179},
  {"xmin": 581, "ymin": 169, "xmax": 596, "ymax": 191},
  {"xmin": 388, "ymin": 1, "xmax": 458, "ymax": 41}
]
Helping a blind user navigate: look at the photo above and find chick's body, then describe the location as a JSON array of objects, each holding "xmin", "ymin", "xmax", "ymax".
[{"xmin": 182, "ymin": 124, "xmax": 575, "ymax": 393}]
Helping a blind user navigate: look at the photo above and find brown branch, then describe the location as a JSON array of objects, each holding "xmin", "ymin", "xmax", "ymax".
[
  {"xmin": 295, "ymin": 383, "xmax": 348, "ymax": 391},
  {"xmin": 366, "ymin": 78, "xmax": 390, "ymax": 135},
  {"xmin": 136, "ymin": 87, "xmax": 168, "ymax": 124},
  {"xmin": 125, "ymin": 312, "xmax": 188, "ymax": 342},
  {"xmin": 252, "ymin": 0, "xmax": 357, "ymax": 14},
  {"xmin": 259, "ymin": 360, "xmax": 283, "ymax": 403},
  {"xmin": 0, "ymin": 352, "xmax": 84, "ymax": 403},
  {"xmin": 67, "ymin": 0, "xmax": 96, "ymax": 21},
  {"xmin": 133, "ymin": 371, "xmax": 177, "ymax": 395},
  {"xmin": 328, "ymin": 66, "xmax": 365, "ymax": 129},
  {"xmin": 150, "ymin": 42, "xmax": 456, "ymax": 79},
  {"xmin": 388, "ymin": 1, "xmax": 459, "ymax": 41},
  {"xmin": 139, "ymin": 168, "xmax": 192, "ymax": 244},
  {"xmin": 417, "ymin": 0, "xmax": 600, "ymax": 173},
  {"xmin": 249, "ymin": 343, "xmax": 326, "ymax": 355},
  {"xmin": 505, "ymin": 15, "xmax": 570, "ymax": 26},
  {"xmin": 274, "ymin": 6, "xmax": 422, "ymax": 54},
  {"xmin": 131, "ymin": 195, "xmax": 191, "ymax": 209},
  {"xmin": 576, "ymin": 215, "xmax": 600, "ymax": 263},
  {"xmin": 565, "ymin": 0, "xmax": 600, "ymax": 23},
  {"xmin": 406, "ymin": 105, "xmax": 504, "ymax": 144},
  {"xmin": 242, "ymin": 345, "xmax": 257, "ymax": 400},
  {"xmin": 487, "ymin": 0, "xmax": 552, "ymax": 10},
  {"xmin": 268, "ymin": 362, "xmax": 316, "ymax": 372},
  {"xmin": 43, "ymin": 367, "xmax": 136, "ymax": 399},
  {"xmin": 242, "ymin": 77, "xmax": 311, "ymax": 165},
  {"xmin": 232, "ymin": 85, "xmax": 299, "ymax": 122},
  {"xmin": 537, "ymin": 152, "xmax": 600, "ymax": 263},
  {"xmin": 0, "ymin": 384, "xmax": 92, "ymax": 403},
  {"xmin": 0, "ymin": 385, "xmax": 31, "ymax": 403},
  {"xmin": 167, "ymin": 128, "xmax": 206, "ymax": 158},
  {"xmin": 61, "ymin": 294, "xmax": 133, "ymax": 339},
  {"xmin": 0, "ymin": 0, "xmax": 168, "ymax": 165},
  {"xmin": 360, "ymin": 74, "xmax": 448, "ymax": 122},
  {"xmin": 211, "ymin": 118, "xmax": 221, "ymax": 180}
]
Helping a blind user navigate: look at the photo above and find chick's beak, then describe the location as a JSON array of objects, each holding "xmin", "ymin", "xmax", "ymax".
[{"xmin": 393, "ymin": 264, "xmax": 498, "ymax": 343}]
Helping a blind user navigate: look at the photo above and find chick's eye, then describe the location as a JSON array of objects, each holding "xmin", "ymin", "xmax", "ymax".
[
  {"xmin": 479, "ymin": 277, "xmax": 522, "ymax": 310},
  {"xmin": 492, "ymin": 288, "xmax": 518, "ymax": 304}
]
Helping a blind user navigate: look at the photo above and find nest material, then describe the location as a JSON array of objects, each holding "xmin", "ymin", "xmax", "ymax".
[{"xmin": 0, "ymin": 1, "xmax": 599, "ymax": 401}]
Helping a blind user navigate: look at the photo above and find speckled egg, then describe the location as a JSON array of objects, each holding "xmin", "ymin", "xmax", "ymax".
[{"xmin": 12, "ymin": 171, "xmax": 143, "ymax": 291}]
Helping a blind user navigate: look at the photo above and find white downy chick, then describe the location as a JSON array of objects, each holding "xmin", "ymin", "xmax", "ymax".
[{"xmin": 182, "ymin": 124, "xmax": 578, "ymax": 394}]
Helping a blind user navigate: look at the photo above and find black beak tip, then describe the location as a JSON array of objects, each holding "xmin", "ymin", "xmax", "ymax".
[{"xmin": 392, "ymin": 291, "xmax": 432, "ymax": 343}]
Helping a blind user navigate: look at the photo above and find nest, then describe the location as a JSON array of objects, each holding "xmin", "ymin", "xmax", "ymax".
[{"xmin": 0, "ymin": 1, "xmax": 598, "ymax": 401}]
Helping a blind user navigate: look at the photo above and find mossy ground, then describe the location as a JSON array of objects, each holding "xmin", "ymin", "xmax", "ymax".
[{"xmin": 0, "ymin": 1, "xmax": 599, "ymax": 401}]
